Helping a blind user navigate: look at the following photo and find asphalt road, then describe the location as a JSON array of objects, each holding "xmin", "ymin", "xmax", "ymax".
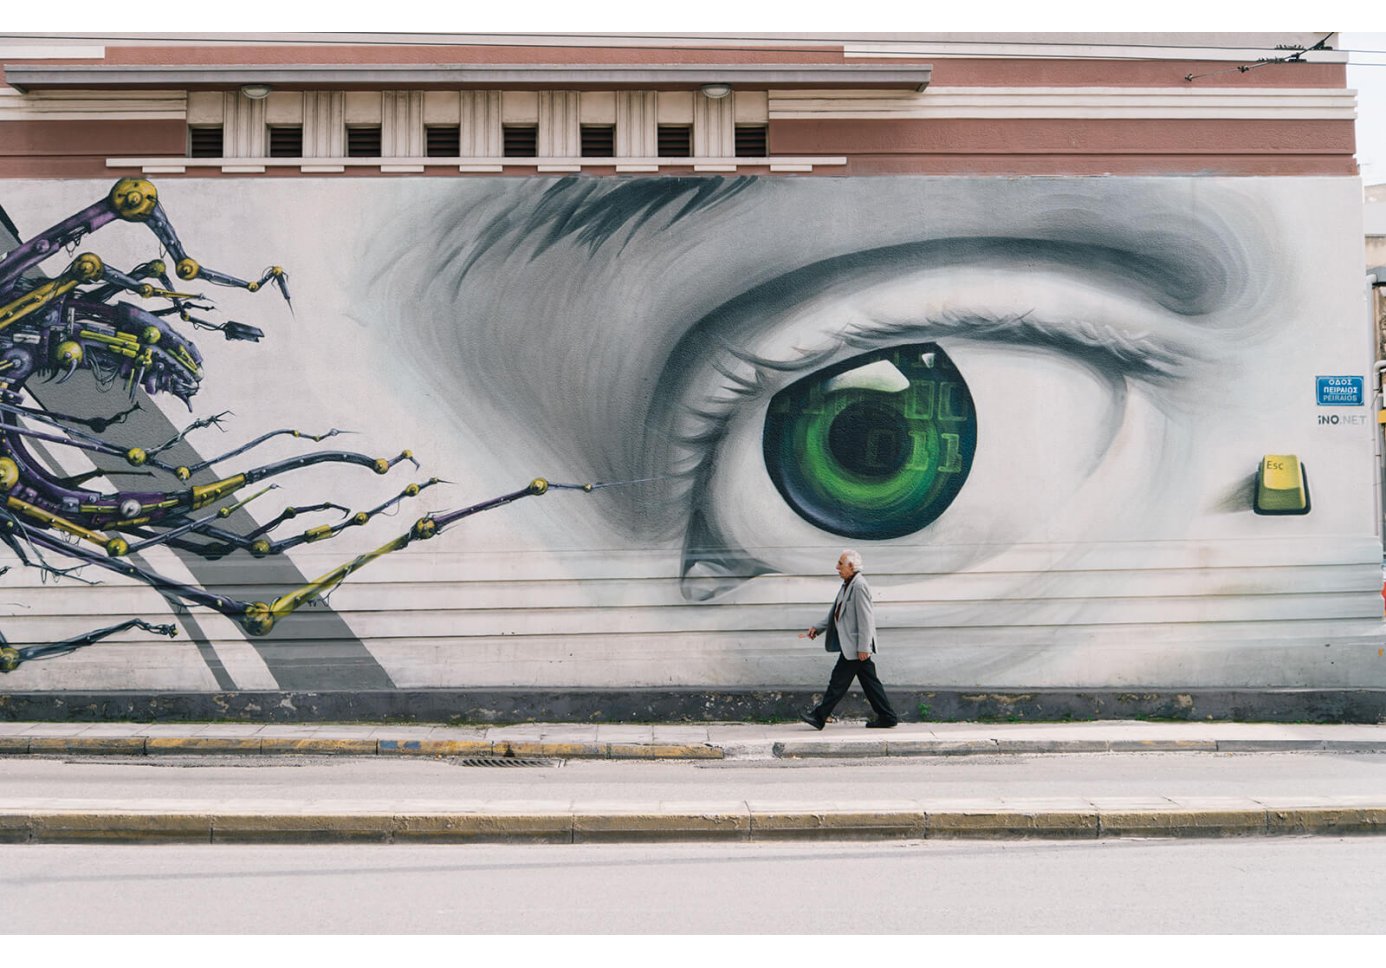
[
  {"xmin": 5, "ymin": 838, "xmax": 1384, "ymax": 933},
  {"xmin": 4, "ymin": 750, "xmax": 1386, "ymax": 803}
]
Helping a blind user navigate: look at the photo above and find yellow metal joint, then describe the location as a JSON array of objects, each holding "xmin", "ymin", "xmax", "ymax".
[
  {"xmin": 4, "ymin": 496, "xmax": 110, "ymax": 550},
  {"xmin": 190, "ymin": 474, "xmax": 247, "ymax": 510}
]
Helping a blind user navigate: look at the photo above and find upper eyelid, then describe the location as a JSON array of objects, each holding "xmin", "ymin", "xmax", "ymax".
[
  {"xmin": 847, "ymin": 311, "xmax": 1195, "ymax": 380},
  {"xmin": 653, "ymin": 235, "xmax": 1232, "ymax": 420},
  {"xmin": 678, "ymin": 235, "xmax": 1239, "ymax": 340},
  {"xmin": 718, "ymin": 309, "xmax": 1195, "ymax": 390}
]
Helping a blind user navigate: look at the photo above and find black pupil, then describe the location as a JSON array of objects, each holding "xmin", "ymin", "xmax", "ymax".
[{"xmin": 826, "ymin": 399, "xmax": 910, "ymax": 479}]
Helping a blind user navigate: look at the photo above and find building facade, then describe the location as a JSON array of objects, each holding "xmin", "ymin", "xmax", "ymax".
[{"xmin": 0, "ymin": 33, "xmax": 1379, "ymax": 710}]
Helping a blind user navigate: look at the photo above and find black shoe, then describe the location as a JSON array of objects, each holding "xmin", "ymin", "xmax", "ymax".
[
  {"xmin": 800, "ymin": 712, "xmax": 825, "ymax": 731},
  {"xmin": 865, "ymin": 719, "xmax": 899, "ymax": 729}
]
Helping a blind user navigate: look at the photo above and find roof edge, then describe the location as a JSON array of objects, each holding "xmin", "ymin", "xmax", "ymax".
[{"xmin": 4, "ymin": 63, "xmax": 933, "ymax": 94}]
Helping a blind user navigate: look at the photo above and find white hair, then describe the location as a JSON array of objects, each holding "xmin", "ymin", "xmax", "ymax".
[{"xmin": 840, "ymin": 549, "xmax": 863, "ymax": 572}]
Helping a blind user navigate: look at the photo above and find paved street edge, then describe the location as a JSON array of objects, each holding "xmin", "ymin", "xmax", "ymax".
[{"xmin": 3, "ymin": 805, "xmax": 1385, "ymax": 843}]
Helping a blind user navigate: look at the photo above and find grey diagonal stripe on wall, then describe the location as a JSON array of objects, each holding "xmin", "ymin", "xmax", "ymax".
[{"xmin": 27, "ymin": 374, "xmax": 395, "ymax": 690}]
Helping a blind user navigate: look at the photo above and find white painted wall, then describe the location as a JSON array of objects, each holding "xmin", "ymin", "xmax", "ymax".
[{"xmin": 0, "ymin": 175, "xmax": 1381, "ymax": 691}]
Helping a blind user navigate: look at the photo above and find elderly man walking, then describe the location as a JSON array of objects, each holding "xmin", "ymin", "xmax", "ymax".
[{"xmin": 799, "ymin": 549, "xmax": 900, "ymax": 730}]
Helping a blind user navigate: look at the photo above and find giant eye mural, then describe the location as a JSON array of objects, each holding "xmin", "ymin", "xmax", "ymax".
[{"xmin": 762, "ymin": 343, "xmax": 976, "ymax": 540}]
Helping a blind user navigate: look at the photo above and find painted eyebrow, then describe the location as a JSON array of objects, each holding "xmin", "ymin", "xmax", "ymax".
[{"xmin": 450, "ymin": 175, "xmax": 760, "ymax": 278}]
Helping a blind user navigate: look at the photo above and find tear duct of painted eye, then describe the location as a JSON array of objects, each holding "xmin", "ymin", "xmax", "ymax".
[{"xmin": 761, "ymin": 343, "xmax": 977, "ymax": 540}]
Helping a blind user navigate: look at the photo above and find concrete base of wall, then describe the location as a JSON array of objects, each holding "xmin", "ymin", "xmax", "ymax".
[{"xmin": 1, "ymin": 688, "xmax": 1385, "ymax": 724}]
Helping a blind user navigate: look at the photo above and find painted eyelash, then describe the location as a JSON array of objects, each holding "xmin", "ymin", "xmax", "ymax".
[
  {"xmin": 663, "ymin": 338, "xmax": 844, "ymax": 487},
  {"xmin": 706, "ymin": 337, "xmax": 844, "ymax": 396},
  {"xmin": 662, "ymin": 330, "xmax": 861, "ymax": 501},
  {"xmin": 659, "ymin": 338, "xmax": 847, "ymax": 490},
  {"xmin": 844, "ymin": 311, "xmax": 1194, "ymax": 380}
]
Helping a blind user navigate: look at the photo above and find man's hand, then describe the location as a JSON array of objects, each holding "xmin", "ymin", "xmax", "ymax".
[
  {"xmin": 857, "ymin": 652, "xmax": 870, "ymax": 661},
  {"xmin": 802, "ymin": 628, "xmax": 819, "ymax": 640}
]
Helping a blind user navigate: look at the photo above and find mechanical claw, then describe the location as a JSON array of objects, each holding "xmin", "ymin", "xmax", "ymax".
[
  {"xmin": 221, "ymin": 321, "xmax": 264, "ymax": 342},
  {"xmin": 261, "ymin": 267, "xmax": 291, "ymax": 310},
  {"xmin": 83, "ymin": 403, "xmax": 140, "ymax": 434},
  {"xmin": 0, "ymin": 616, "xmax": 178, "ymax": 672},
  {"xmin": 150, "ymin": 410, "xmax": 233, "ymax": 457}
]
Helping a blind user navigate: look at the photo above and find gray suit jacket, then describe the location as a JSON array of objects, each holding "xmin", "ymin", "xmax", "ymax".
[{"xmin": 812, "ymin": 573, "xmax": 876, "ymax": 656}]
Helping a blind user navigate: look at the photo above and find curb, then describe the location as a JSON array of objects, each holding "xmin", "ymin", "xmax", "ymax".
[
  {"xmin": 771, "ymin": 738, "xmax": 1386, "ymax": 758},
  {"xmin": 0, "ymin": 737, "xmax": 724, "ymax": 760},
  {"xmin": 8, "ymin": 737, "xmax": 1386, "ymax": 759},
  {"xmin": 6, "ymin": 736, "xmax": 1386, "ymax": 761},
  {"xmin": 3, "ymin": 805, "xmax": 1385, "ymax": 844}
]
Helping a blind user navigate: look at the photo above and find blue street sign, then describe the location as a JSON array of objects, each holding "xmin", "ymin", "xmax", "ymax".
[{"xmin": 1316, "ymin": 376, "xmax": 1364, "ymax": 406}]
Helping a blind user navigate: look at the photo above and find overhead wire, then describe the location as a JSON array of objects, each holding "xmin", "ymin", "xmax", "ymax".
[{"xmin": 1184, "ymin": 31, "xmax": 1335, "ymax": 81}]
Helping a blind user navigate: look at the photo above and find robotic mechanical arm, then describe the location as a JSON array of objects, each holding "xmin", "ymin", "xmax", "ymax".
[{"xmin": 0, "ymin": 178, "xmax": 612, "ymax": 671}]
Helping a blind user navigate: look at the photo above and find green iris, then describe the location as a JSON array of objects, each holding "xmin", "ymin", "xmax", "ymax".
[{"xmin": 762, "ymin": 343, "xmax": 977, "ymax": 540}]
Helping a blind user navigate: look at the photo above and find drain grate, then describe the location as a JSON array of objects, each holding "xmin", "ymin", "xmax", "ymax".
[{"xmin": 452, "ymin": 756, "xmax": 557, "ymax": 768}]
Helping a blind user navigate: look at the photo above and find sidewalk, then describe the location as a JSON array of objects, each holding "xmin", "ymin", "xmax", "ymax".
[{"xmin": 5, "ymin": 719, "xmax": 1386, "ymax": 844}]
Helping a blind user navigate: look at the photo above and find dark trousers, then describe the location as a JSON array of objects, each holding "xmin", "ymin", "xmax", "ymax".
[{"xmin": 810, "ymin": 654, "xmax": 899, "ymax": 724}]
